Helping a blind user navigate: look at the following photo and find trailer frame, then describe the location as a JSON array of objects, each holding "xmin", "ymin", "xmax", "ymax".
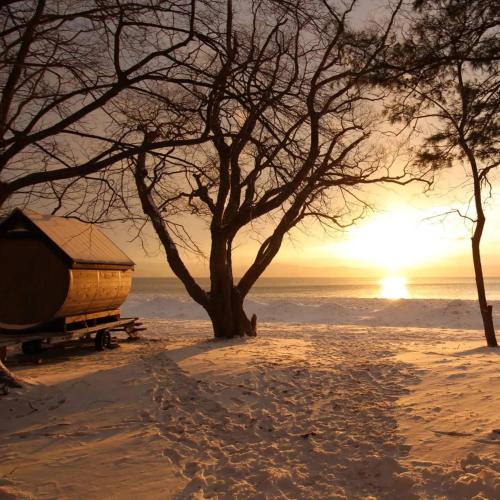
[{"xmin": 0, "ymin": 316, "xmax": 145, "ymax": 360}]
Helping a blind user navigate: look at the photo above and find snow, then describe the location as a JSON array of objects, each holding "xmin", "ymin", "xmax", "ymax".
[
  {"xmin": 123, "ymin": 293, "xmax": 500, "ymax": 330},
  {"xmin": 0, "ymin": 299, "xmax": 499, "ymax": 498}
]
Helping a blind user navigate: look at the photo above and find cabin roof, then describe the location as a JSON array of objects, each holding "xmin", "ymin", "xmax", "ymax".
[{"xmin": 0, "ymin": 209, "xmax": 134, "ymax": 268}]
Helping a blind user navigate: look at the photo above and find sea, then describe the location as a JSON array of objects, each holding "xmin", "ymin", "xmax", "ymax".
[{"xmin": 130, "ymin": 276, "xmax": 500, "ymax": 301}]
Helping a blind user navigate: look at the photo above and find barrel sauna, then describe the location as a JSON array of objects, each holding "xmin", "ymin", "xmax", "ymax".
[{"xmin": 0, "ymin": 209, "xmax": 134, "ymax": 331}]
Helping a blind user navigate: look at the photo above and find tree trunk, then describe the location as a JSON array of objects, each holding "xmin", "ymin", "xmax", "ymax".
[
  {"xmin": 206, "ymin": 228, "xmax": 257, "ymax": 338},
  {"xmin": 208, "ymin": 287, "xmax": 257, "ymax": 339},
  {"xmin": 472, "ymin": 234, "xmax": 498, "ymax": 347},
  {"xmin": 460, "ymin": 138, "xmax": 498, "ymax": 348}
]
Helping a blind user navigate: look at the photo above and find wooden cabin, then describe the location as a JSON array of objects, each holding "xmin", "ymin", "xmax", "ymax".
[{"xmin": 0, "ymin": 209, "xmax": 134, "ymax": 331}]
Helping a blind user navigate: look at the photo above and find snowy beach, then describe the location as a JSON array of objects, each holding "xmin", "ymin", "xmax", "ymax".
[{"xmin": 0, "ymin": 291, "xmax": 499, "ymax": 498}]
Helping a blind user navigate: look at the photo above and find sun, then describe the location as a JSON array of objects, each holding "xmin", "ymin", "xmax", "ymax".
[
  {"xmin": 380, "ymin": 276, "xmax": 408, "ymax": 299},
  {"xmin": 331, "ymin": 208, "xmax": 454, "ymax": 273}
]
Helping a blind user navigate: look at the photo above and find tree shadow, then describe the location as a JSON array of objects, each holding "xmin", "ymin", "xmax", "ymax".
[
  {"xmin": 165, "ymin": 336, "xmax": 250, "ymax": 363},
  {"xmin": 454, "ymin": 346, "xmax": 500, "ymax": 357}
]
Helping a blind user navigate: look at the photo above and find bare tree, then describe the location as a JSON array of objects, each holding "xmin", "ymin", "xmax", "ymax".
[
  {"xmin": 0, "ymin": 0, "xmax": 217, "ymax": 210},
  {"xmin": 382, "ymin": 0, "xmax": 499, "ymax": 347},
  {"xmin": 120, "ymin": 0, "xmax": 423, "ymax": 338}
]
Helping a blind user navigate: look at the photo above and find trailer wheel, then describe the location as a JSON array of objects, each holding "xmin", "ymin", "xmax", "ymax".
[
  {"xmin": 95, "ymin": 331, "xmax": 111, "ymax": 351},
  {"xmin": 22, "ymin": 340, "xmax": 42, "ymax": 355}
]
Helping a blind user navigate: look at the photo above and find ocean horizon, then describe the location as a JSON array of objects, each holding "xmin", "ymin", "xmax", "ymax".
[{"xmin": 131, "ymin": 276, "xmax": 500, "ymax": 301}]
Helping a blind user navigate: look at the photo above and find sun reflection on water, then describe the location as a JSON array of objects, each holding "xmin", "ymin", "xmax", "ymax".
[{"xmin": 380, "ymin": 276, "xmax": 409, "ymax": 299}]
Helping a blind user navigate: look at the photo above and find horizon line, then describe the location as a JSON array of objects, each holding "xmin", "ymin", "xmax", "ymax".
[{"xmin": 132, "ymin": 275, "xmax": 500, "ymax": 280}]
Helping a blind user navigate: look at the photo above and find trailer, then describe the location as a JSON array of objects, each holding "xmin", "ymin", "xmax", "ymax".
[{"xmin": 0, "ymin": 312, "xmax": 146, "ymax": 363}]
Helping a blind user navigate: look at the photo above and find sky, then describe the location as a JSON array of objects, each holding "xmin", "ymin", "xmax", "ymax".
[
  {"xmin": 104, "ymin": 163, "xmax": 500, "ymax": 279},
  {"xmin": 96, "ymin": 0, "xmax": 500, "ymax": 281},
  {"xmin": 8, "ymin": 0, "xmax": 499, "ymax": 282}
]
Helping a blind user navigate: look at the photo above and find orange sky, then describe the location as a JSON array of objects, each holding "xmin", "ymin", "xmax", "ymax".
[{"xmin": 105, "ymin": 167, "xmax": 500, "ymax": 279}]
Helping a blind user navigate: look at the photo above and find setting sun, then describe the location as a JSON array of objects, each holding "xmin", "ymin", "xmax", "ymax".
[
  {"xmin": 380, "ymin": 276, "xmax": 409, "ymax": 299},
  {"xmin": 331, "ymin": 208, "xmax": 459, "ymax": 272}
]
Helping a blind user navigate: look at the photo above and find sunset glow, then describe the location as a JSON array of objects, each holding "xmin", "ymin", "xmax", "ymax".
[
  {"xmin": 332, "ymin": 208, "xmax": 456, "ymax": 273},
  {"xmin": 380, "ymin": 276, "xmax": 408, "ymax": 299}
]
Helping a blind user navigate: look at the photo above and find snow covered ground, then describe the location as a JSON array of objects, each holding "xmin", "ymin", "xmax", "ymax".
[
  {"xmin": 123, "ymin": 293, "xmax": 500, "ymax": 331},
  {"xmin": 0, "ymin": 300, "xmax": 499, "ymax": 498}
]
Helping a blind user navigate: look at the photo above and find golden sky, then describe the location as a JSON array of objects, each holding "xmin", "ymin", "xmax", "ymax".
[{"xmin": 105, "ymin": 166, "xmax": 500, "ymax": 279}]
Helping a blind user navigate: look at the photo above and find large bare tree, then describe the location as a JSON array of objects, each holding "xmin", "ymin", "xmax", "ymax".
[
  {"xmin": 382, "ymin": 0, "xmax": 499, "ymax": 347},
  {"xmin": 120, "ymin": 0, "xmax": 423, "ymax": 338}
]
